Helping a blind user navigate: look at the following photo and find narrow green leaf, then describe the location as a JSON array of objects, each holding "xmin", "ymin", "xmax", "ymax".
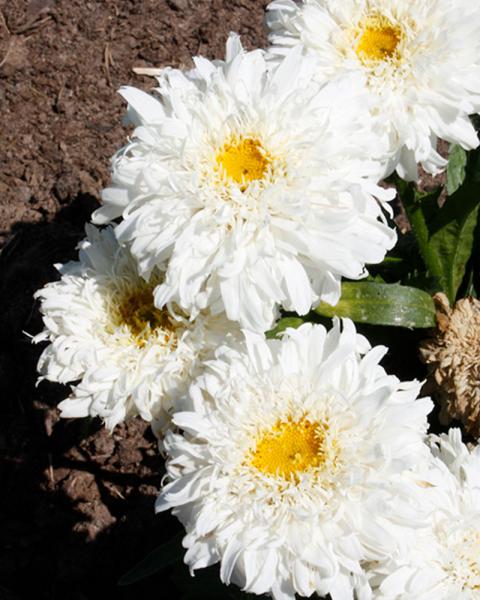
[
  {"xmin": 427, "ymin": 181, "xmax": 480, "ymax": 303},
  {"xmin": 266, "ymin": 317, "xmax": 304, "ymax": 339},
  {"xmin": 314, "ymin": 282, "xmax": 436, "ymax": 328},
  {"xmin": 446, "ymin": 144, "xmax": 467, "ymax": 195},
  {"xmin": 118, "ymin": 533, "xmax": 183, "ymax": 586},
  {"xmin": 379, "ymin": 256, "xmax": 405, "ymax": 267},
  {"xmin": 398, "ymin": 178, "xmax": 480, "ymax": 303},
  {"xmin": 396, "ymin": 180, "xmax": 443, "ymax": 284}
]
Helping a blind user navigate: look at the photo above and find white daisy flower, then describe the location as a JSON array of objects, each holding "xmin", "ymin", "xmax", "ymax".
[
  {"xmin": 157, "ymin": 320, "xmax": 433, "ymax": 600},
  {"xmin": 375, "ymin": 428, "xmax": 480, "ymax": 599},
  {"xmin": 93, "ymin": 35, "xmax": 396, "ymax": 332},
  {"xmin": 266, "ymin": 0, "xmax": 480, "ymax": 180},
  {"xmin": 33, "ymin": 225, "xmax": 239, "ymax": 431}
]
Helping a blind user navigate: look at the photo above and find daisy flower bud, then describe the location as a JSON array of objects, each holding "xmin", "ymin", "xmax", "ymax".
[
  {"xmin": 93, "ymin": 34, "xmax": 396, "ymax": 332},
  {"xmin": 420, "ymin": 292, "xmax": 480, "ymax": 438},
  {"xmin": 266, "ymin": 0, "xmax": 480, "ymax": 181},
  {"xmin": 157, "ymin": 320, "xmax": 433, "ymax": 599},
  {"xmin": 33, "ymin": 225, "xmax": 240, "ymax": 431}
]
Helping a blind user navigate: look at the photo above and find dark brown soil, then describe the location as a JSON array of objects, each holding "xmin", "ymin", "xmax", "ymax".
[
  {"xmin": 0, "ymin": 0, "xmax": 269, "ymax": 244},
  {"xmin": 0, "ymin": 2, "xmax": 268, "ymax": 599}
]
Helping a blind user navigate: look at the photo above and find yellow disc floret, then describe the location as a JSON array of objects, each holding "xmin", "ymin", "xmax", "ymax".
[
  {"xmin": 356, "ymin": 15, "xmax": 402, "ymax": 64},
  {"xmin": 444, "ymin": 529, "xmax": 480, "ymax": 591},
  {"xmin": 110, "ymin": 283, "xmax": 177, "ymax": 347},
  {"xmin": 216, "ymin": 137, "xmax": 271, "ymax": 188},
  {"xmin": 250, "ymin": 417, "xmax": 327, "ymax": 482}
]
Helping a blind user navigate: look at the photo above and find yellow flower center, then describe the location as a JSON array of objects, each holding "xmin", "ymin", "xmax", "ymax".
[
  {"xmin": 112, "ymin": 285, "xmax": 177, "ymax": 347},
  {"xmin": 250, "ymin": 417, "xmax": 327, "ymax": 482},
  {"xmin": 216, "ymin": 137, "xmax": 270, "ymax": 188},
  {"xmin": 445, "ymin": 529, "xmax": 480, "ymax": 591},
  {"xmin": 356, "ymin": 15, "xmax": 402, "ymax": 63}
]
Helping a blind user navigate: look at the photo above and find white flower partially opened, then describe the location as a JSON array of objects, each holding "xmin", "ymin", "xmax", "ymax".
[
  {"xmin": 266, "ymin": 0, "xmax": 480, "ymax": 181},
  {"xmin": 33, "ymin": 225, "xmax": 239, "ymax": 431},
  {"xmin": 93, "ymin": 35, "xmax": 395, "ymax": 332},
  {"xmin": 374, "ymin": 429, "xmax": 480, "ymax": 599},
  {"xmin": 157, "ymin": 320, "xmax": 433, "ymax": 600}
]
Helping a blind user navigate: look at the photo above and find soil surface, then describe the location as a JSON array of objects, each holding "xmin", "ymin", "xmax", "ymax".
[{"xmin": 0, "ymin": 2, "xmax": 268, "ymax": 599}]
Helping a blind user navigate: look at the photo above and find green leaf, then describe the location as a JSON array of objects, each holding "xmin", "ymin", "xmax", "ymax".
[
  {"xmin": 446, "ymin": 144, "xmax": 467, "ymax": 195},
  {"xmin": 118, "ymin": 533, "xmax": 183, "ymax": 586},
  {"xmin": 396, "ymin": 180, "xmax": 442, "ymax": 282},
  {"xmin": 379, "ymin": 256, "xmax": 405, "ymax": 267},
  {"xmin": 428, "ymin": 182, "xmax": 480, "ymax": 303},
  {"xmin": 266, "ymin": 316, "xmax": 304, "ymax": 339},
  {"xmin": 398, "ymin": 179, "xmax": 480, "ymax": 304},
  {"xmin": 314, "ymin": 282, "xmax": 436, "ymax": 328},
  {"xmin": 402, "ymin": 271, "xmax": 440, "ymax": 296},
  {"xmin": 367, "ymin": 256, "xmax": 406, "ymax": 284}
]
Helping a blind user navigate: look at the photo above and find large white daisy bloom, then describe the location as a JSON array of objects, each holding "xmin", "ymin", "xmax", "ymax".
[
  {"xmin": 93, "ymin": 35, "xmax": 396, "ymax": 332},
  {"xmin": 33, "ymin": 225, "xmax": 238, "ymax": 431},
  {"xmin": 375, "ymin": 428, "xmax": 480, "ymax": 599},
  {"xmin": 157, "ymin": 320, "xmax": 433, "ymax": 600},
  {"xmin": 266, "ymin": 0, "xmax": 480, "ymax": 180}
]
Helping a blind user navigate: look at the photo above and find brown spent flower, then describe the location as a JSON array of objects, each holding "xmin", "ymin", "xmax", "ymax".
[{"xmin": 420, "ymin": 292, "xmax": 480, "ymax": 438}]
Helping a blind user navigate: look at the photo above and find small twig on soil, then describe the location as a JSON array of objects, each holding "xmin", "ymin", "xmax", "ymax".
[
  {"xmin": 47, "ymin": 453, "xmax": 55, "ymax": 487},
  {"xmin": 56, "ymin": 79, "xmax": 65, "ymax": 108},
  {"xmin": 104, "ymin": 42, "xmax": 114, "ymax": 87},
  {"xmin": 108, "ymin": 485, "xmax": 125, "ymax": 500},
  {"xmin": 67, "ymin": 476, "xmax": 77, "ymax": 491},
  {"xmin": 133, "ymin": 66, "xmax": 164, "ymax": 77},
  {"xmin": 0, "ymin": 10, "xmax": 10, "ymax": 35},
  {"xmin": 0, "ymin": 37, "xmax": 13, "ymax": 68},
  {"xmin": 12, "ymin": 14, "xmax": 52, "ymax": 35},
  {"xmin": 29, "ymin": 84, "xmax": 48, "ymax": 100}
]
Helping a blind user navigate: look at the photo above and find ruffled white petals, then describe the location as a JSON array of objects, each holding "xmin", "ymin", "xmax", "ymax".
[
  {"xmin": 372, "ymin": 429, "xmax": 480, "ymax": 599},
  {"xmin": 119, "ymin": 86, "xmax": 166, "ymax": 124},
  {"xmin": 94, "ymin": 36, "xmax": 396, "ymax": 331},
  {"xmin": 158, "ymin": 320, "xmax": 433, "ymax": 599},
  {"xmin": 33, "ymin": 225, "xmax": 240, "ymax": 431},
  {"xmin": 266, "ymin": 0, "xmax": 480, "ymax": 180}
]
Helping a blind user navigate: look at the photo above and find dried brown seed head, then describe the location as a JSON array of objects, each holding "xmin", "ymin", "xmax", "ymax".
[{"xmin": 420, "ymin": 293, "xmax": 480, "ymax": 438}]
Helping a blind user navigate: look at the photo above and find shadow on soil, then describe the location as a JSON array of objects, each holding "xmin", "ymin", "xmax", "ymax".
[{"xmin": 0, "ymin": 195, "xmax": 181, "ymax": 600}]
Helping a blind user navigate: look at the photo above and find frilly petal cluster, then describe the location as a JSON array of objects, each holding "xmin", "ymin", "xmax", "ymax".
[
  {"xmin": 157, "ymin": 320, "xmax": 433, "ymax": 600},
  {"xmin": 266, "ymin": 0, "xmax": 480, "ymax": 180},
  {"xmin": 373, "ymin": 428, "xmax": 480, "ymax": 599},
  {"xmin": 93, "ymin": 35, "xmax": 396, "ymax": 332},
  {"xmin": 34, "ymin": 224, "xmax": 240, "ymax": 431}
]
